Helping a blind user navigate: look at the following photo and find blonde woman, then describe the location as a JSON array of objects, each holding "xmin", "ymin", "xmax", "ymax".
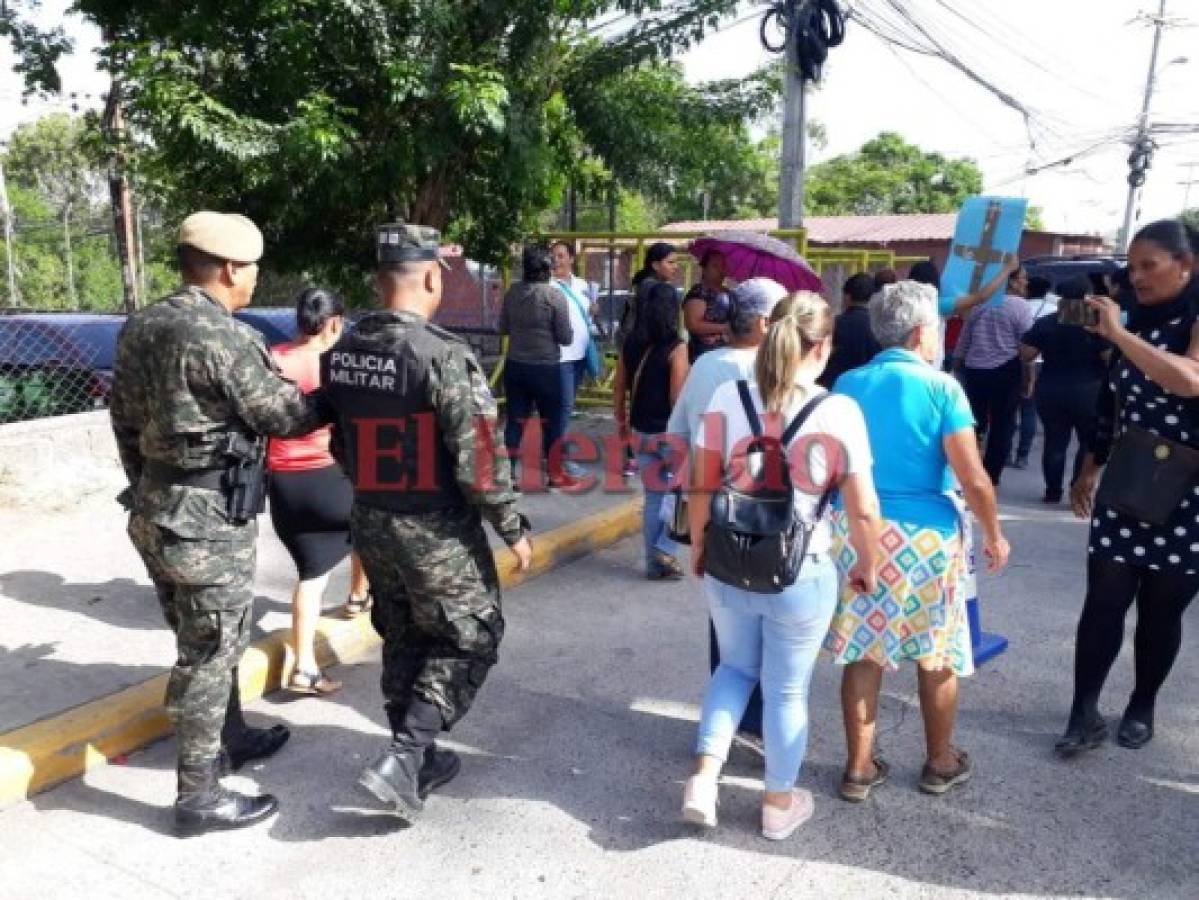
[{"xmin": 683, "ymin": 292, "xmax": 882, "ymax": 841}]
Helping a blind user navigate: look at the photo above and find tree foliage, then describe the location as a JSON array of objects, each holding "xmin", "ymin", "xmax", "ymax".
[
  {"xmin": 805, "ymin": 132, "xmax": 984, "ymax": 217},
  {"xmin": 4, "ymin": 113, "xmax": 108, "ymax": 217},
  {"xmin": 1182, "ymin": 208, "xmax": 1199, "ymax": 235},
  {"xmin": 0, "ymin": 0, "xmax": 73, "ymax": 94},
  {"xmin": 1, "ymin": 114, "xmax": 175, "ymax": 309},
  {"xmin": 62, "ymin": 0, "xmax": 770, "ymax": 294}
]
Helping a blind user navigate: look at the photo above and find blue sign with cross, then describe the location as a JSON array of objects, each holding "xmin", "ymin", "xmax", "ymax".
[{"xmin": 941, "ymin": 195, "xmax": 1028, "ymax": 311}]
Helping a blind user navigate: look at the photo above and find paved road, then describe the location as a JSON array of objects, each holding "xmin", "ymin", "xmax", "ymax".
[
  {"xmin": 0, "ymin": 413, "xmax": 626, "ymax": 732},
  {"xmin": 1, "ymin": 457, "xmax": 1196, "ymax": 899}
]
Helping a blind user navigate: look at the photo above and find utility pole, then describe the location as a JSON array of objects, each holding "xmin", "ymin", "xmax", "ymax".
[
  {"xmin": 778, "ymin": 0, "xmax": 807, "ymax": 229},
  {"xmin": 0, "ymin": 159, "xmax": 19, "ymax": 307},
  {"xmin": 102, "ymin": 55, "xmax": 141, "ymax": 314},
  {"xmin": 1181, "ymin": 162, "xmax": 1199, "ymax": 213},
  {"xmin": 1119, "ymin": 0, "xmax": 1168, "ymax": 251}
]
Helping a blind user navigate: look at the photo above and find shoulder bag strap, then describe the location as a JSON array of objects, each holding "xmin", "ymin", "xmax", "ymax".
[
  {"xmin": 630, "ymin": 348, "xmax": 652, "ymax": 407},
  {"xmin": 736, "ymin": 379, "xmax": 763, "ymax": 437},
  {"xmin": 556, "ymin": 278, "xmax": 589, "ymax": 318},
  {"xmin": 779, "ymin": 391, "xmax": 836, "ymax": 519},
  {"xmin": 781, "ymin": 391, "xmax": 831, "ymax": 446}
]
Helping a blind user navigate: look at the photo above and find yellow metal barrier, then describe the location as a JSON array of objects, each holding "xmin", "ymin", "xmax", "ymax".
[{"xmin": 485, "ymin": 228, "xmax": 908, "ymax": 408}]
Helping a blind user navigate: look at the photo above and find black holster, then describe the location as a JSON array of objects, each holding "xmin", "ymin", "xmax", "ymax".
[{"xmin": 217, "ymin": 434, "xmax": 267, "ymax": 525}]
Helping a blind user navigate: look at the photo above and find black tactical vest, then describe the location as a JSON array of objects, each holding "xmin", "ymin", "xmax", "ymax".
[{"xmin": 322, "ymin": 315, "xmax": 465, "ymax": 513}]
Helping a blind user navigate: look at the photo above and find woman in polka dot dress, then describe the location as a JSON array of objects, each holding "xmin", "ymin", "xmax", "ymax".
[{"xmin": 1061, "ymin": 219, "xmax": 1199, "ymax": 756}]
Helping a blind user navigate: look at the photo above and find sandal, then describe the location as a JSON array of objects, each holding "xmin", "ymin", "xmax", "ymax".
[
  {"xmin": 287, "ymin": 668, "xmax": 343, "ymax": 696},
  {"xmin": 839, "ymin": 757, "xmax": 890, "ymax": 802},
  {"xmin": 919, "ymin": 748, "xmax": 972, "ymax": 795},
  {"xmin": 344, "ymin": 591, "xmax": 373, "ymax": 618}
]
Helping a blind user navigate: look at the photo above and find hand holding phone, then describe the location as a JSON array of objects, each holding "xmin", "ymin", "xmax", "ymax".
[{"xmin": 1058, "ymin": 295, "xmax": 1099, "ymax": 327}]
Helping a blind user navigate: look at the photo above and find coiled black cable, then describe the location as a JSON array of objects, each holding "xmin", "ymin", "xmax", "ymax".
[{"xmin": 759, "ymin": 0, "xmax": 847, "ymax": 82}]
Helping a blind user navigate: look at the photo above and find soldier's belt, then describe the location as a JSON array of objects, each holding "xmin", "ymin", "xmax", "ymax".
[{"xmin": 143, "ymin": 460, "xmax": 225, "ymax": 491}]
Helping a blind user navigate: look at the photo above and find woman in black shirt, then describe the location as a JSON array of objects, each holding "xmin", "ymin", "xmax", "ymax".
[
  {"xmin": 1019, "ymin": 277, "xmax": 1109, "ymax": 503},
  {"xmin": 1061, "ymin": 219, "xmax": 1199, "ymax": 755},
  {"xmin": 613, "ymin": 283, "xmax": 690, "ymax": 578}
]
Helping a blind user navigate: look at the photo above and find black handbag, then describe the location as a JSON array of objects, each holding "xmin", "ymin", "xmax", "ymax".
[
  {"xmin": 667, "ymin": 486, "xmax": 690, "ymax": 545},
  {"xmin": 702, "ymin": 381, "xmax": 832, "ymax": 593},
  {"xmin": 1095, "ymin": 423, "xmax": 1199, "ymax": 526}
]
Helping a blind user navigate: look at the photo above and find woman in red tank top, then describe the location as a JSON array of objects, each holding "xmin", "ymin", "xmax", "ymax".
[{"xmin": 267, "ymin": 288, "xmax": 371, "ymax": 695}]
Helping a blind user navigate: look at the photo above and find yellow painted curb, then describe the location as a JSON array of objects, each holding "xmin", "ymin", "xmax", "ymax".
[{"xmin": 0, "ymin": 497, "xmax": 642, "ymax": 808}]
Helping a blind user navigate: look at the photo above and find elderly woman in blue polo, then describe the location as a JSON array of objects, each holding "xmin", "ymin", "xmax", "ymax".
[{"xmin": 825, "ymin": 280, "xmax": 1011, "ymax": 801}]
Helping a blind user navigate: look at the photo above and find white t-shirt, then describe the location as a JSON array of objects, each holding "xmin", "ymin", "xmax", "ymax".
[
  {"xmin": 554, "ymin": 276, "xmax": 593, "ymax": 362},
  {"xmin": 696, "ymin": 380, "xmax": 873, "ymax": 554}
]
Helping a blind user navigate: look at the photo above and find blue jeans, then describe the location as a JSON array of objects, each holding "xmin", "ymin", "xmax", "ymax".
[
  {"xmin": 503, "ymin": 359, "xmax": 569, "ymax": 468},
  {"xmin": 695, "ymin": 558, "xmax": 838, "ymax": 792},
  {"xmin": 636, "ymin": 433, "xmax": 679, "ymax": 571}
]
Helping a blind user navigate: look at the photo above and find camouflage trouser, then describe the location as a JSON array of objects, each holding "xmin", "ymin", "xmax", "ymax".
[
  {"xmin": 128, "ymin": 513, "xmax": 256, "ymax": 767},
  {"xmin": 352, "ymin": 503, "xmax": 505, "ymax": 731}
]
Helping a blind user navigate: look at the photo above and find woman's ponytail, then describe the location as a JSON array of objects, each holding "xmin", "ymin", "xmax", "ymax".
[{"xmin": 754, "ymin": 291, "xmax": 832, "ymax": 413}]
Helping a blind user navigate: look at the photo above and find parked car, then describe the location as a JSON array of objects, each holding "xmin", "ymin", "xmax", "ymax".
[
  {"xmin": 0, "ymin": 314, "xmax": 126, "ymax": 424},
  {"xmin": 1023, "ymin": 254, "xmax": 1126, "ymax": 292},
  {"xmin": 234, "ymin": 307, "xmax": 298, "ymax": 345}
]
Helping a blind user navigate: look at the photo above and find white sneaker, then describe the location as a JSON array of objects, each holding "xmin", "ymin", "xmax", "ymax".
[
  {"xmin": 681, "ymin": 774, "xmax": 718, "ymax": 827},
  {"xmin": 761, "ymin": 788, "xmax": 814, "ymax": 841}
]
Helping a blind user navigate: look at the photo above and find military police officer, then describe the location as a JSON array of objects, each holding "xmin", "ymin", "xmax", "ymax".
[
  {"xmin": 110, "ymin": 212, "xmax": 326, "ymax": 836},
  {"xmin": 322, "ymin": 223, "xmax": 532, "ymax": 816}
]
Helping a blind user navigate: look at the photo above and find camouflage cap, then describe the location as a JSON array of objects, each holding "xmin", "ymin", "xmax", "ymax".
[
  {"xmin": 378, "ymin": 222, "xmax": 449, "ymax": 268},
  {"xmin": 177, "ymin": 211, "xmax": 264, "ymax": 264}
]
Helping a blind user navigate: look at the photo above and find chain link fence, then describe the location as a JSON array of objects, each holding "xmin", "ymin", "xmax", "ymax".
[{"xmin": 0, "ymin": 310, "xmax": 124, "ymax": 424}]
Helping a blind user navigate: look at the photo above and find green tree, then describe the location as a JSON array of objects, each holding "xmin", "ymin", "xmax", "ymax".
[
  {"xmin": 805, "ymin": 132, "xmax": 984, "ymax": 216},
  {"xmin": 1, "ymin": 0, "xmax": 73, "ymax": 94},
  {"xmin": 64, "ymin": 1, "xmax": 768, "ymax": 295},
  {"xmin": 4, "ymin": 113, "xmax": 110, "ymax": 305},
  {"xmin": 1182, "ymin": 208, "xmax": 1199, "ymax": 234}
]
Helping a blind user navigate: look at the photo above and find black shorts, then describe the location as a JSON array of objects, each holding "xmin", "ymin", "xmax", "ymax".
[{"xmin": 268, "ymin": 464, "xmax": 353, "ymax": 580}]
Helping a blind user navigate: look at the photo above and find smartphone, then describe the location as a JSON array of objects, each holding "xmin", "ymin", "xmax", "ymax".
[{"xmin": 1058, "ymin": 295, "xmax": 1099, "ymax": 327}]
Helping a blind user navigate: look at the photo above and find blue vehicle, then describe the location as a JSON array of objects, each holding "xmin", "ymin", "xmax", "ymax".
[
  {"xmin": 234, "ymin": 307, "xmax": 299, "ymax": 345},
  {"xmin": 0, "ymin": 313, "xmax": 127, "ymax": 423}
]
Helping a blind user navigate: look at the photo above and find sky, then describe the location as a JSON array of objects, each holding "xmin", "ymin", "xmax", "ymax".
[{"xmin": 2, "ymin": 0, "xmax": 1197, "ymax": 238}]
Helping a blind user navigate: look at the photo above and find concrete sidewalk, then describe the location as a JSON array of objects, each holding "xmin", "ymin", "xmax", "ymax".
[
  {"xmin": 0, "ymin": 460, "xmax": 1195, "ymax": 899},
  {"xmin": 0, "ymin": 412, "xmax": 632, "ymax": 734}
]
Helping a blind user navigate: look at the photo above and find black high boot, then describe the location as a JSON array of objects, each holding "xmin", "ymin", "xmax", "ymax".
[
  {"xmin": 418, "ymin": 744, "xmax": 461, "ymax": 799},
  {"xmin": 359, "ymin": 700, "xmax": 443, "ymax": 815},
  {"xmin": 220, "ymin": 666, "xmax": 290, "ymax": 773},
  {"xmin": 384, "ymin": 701, "xmax": 460, "ymax": 797},
  {"xmin": 175, "ymin": 757, "xmax": 278, "ymax": 837}
]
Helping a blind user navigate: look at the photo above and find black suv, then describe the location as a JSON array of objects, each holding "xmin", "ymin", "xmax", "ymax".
[{"xmin": 1023, "ymin": 254, "xmax": 1126, "ymax": 290}]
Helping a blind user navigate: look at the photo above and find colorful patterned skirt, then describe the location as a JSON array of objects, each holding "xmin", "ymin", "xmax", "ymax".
[{"xmin": 824, "ymin": 511, "xmax": 973, "ymax": 677}]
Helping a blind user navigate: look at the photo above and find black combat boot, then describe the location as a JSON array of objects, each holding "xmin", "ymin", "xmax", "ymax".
[
  {"xmin": 419, "ymin": 744, "xmax": 462, "ymax": 799},
  {"xmin": 359, "ymin": 700, "xmax": 444, "ymax": 815},
  {"xmin": 221, "ymin": 666, "xmax": 290, "ymax": 773},
  {"xmin": 175, "ymin": 758, "xmax": 279, "ymax": 837}
]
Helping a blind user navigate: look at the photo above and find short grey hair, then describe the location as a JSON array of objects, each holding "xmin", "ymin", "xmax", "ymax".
[{"xmin": 869, "ymin": 280, "xmax": 939, "ymax": 348}]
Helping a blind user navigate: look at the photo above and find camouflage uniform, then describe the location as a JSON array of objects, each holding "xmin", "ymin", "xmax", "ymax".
[
  {"xmin": 325, "ymin": 309, "xmax": 523, "ymax": 732},
  {"xmin": 110, "ymin": 286, "xmax": 322, "ymax": 767}
]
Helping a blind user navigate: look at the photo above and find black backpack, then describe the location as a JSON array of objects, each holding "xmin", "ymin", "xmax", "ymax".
[{"xmin": 702, "ymin": 381, "xmax": 833, "ymax": 594}]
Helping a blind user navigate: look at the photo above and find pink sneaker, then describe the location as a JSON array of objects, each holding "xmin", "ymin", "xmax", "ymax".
[
  {"xmin": 681, "ymin": 774, "xmax": 718, "ymax": 827},
  {"xmin": 761, "ymin": 788, "xmax": 814, "ymax": 841}
]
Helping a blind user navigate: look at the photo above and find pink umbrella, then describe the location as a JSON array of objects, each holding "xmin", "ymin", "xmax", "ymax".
[{"xmin": 689, "ymin": 230, "xmax": 824, "ymax": 293}]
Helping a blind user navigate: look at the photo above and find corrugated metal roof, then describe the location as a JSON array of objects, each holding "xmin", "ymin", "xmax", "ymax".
[{"xmin": 661, "ymin": 214, "xmax": 1098, "ymax": 243}]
